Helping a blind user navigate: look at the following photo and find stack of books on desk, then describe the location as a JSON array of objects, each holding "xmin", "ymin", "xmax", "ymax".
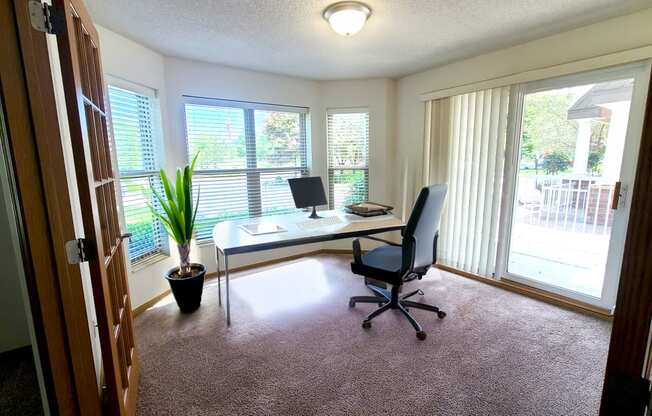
[{"xmin": 345, "ymin": 202, "xmax": 393, "ymax": 217}]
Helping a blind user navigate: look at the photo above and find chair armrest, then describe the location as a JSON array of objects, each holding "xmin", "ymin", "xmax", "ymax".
[
  {"xmin": 352, "ymin": 238, "xmax": 363, "ymax": 264},
  {"xmin": 361, "ymin": 235, "xmax": 402, "ymax": 247}
]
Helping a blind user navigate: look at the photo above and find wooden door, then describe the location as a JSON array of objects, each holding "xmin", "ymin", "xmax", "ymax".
[{"xmin": 53, "ymin": 0, "xmax": 139, "ymax": 414}]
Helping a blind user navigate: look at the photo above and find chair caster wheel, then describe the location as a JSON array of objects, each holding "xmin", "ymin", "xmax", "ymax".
[
  {"xmin": 416, "ymin": 331, "xmax": 427, "ymax": 340},
  {"xmin": 349, "ymin": 300, "xmax": 355, "ymax": 308},
  {"xmin": 437, "ymin": 311, "xmax": 447, "ymax": 319},
  {"xmin": 362, "ymin": 320, "xmax": 371, "ymax": 329}
]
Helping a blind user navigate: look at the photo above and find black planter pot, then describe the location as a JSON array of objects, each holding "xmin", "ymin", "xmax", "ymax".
[{"xmin": 165, "ymin": 263, "xmax": 206, "ymax": 313}]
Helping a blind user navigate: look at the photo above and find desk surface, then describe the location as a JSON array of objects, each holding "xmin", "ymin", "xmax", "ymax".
[{"xmin": 212, "ymin": 210, "xmax": 404, "ymax": 255}]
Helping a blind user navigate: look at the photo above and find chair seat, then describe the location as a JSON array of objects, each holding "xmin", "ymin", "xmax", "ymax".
[{"xmin": 351, "ymin": 245, "xmax": 403, "ymax": 285}]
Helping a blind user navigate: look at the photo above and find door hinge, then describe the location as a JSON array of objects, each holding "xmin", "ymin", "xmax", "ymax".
[
  {"xmin": 28, "ymin": 0, "xmax": 64, "ymax": 35},
  {"xmin": 65, "ymin": 238, "xmax": 93, "ymax": 264}
]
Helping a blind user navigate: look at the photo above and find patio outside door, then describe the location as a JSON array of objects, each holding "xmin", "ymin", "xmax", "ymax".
[{"xmin": 498, "ymin": 63, "xmax": 651, "ymax": 310}]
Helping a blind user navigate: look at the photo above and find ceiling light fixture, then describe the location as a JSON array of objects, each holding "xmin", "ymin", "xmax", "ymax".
[{"xmin": 323, "ymin": 1, "xmax": 372, "ymax": 36}]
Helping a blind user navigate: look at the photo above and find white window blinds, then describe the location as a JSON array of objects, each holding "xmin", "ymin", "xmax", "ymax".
[
  {"xmin": 422, "ymin": 87, "xmax": 510, "ymax": 276},
  {"xmin": 108, "ymin": 85, "xmax": 168, "ymax": 265},
  {"xmin": 184, "ymin": 98, "xmax": 309, "ymax": 241},
  {"xmin": 327, "ymin": 110, "xmax": 369, "ymax": 209}
]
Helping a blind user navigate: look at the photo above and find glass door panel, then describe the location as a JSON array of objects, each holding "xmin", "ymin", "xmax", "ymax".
[{"xmin": 506, "ymin": 74, "xmax": 639, "ymax": 304}]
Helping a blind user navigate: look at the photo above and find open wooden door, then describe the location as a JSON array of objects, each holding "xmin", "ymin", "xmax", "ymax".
[{"xmin": 53, "ymin": 0, "xmax": 139, "ymax": 414}]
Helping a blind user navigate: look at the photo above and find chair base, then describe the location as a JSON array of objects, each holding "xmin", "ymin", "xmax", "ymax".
[{"xmin": 349, "ymin": 284, "xmax": 446, "ymax": 340}]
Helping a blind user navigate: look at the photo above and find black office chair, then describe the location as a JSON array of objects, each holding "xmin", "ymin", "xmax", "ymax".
[{"xmin": 349, "ymin": 184, "xmax": 448, "ymax": 340}]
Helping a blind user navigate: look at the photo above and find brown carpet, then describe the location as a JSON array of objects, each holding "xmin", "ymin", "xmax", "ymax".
[{"xmin": 135, "ymin": 254, "xmax": 611, "ymax": 416}]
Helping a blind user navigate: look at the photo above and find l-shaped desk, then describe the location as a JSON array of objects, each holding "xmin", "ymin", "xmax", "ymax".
[{"xmin": 212, "ymin": 210, "xmax": 405, "ymax": 326}]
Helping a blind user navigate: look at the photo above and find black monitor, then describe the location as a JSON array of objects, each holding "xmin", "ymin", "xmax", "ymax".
[{"xmin": 288, "ymin": 176, "xmax": 328, "ymax": 219}]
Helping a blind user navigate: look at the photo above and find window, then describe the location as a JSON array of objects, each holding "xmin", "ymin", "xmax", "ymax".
[
  {"xmin": 327, "ymin": 110, "xmax": 369, "ymax": 209},
  {"xmin": 108, "ymin": 84, "xmax": 168, "ymax": 265},
  {"xmin": 184, "ymin": 97, "xmax": 309, "ymax": 242}
]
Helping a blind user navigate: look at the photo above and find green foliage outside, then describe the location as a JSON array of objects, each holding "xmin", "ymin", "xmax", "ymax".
[
  {"xmin": 328, "ymin": 113, "xmax": 368, "ymax": 207},
  {"xmin": 588, "ymin": 120, "xmax": 608, "ymax": 175},
  {"xmin": 520, "ymin": 91, "xmax": 608, "ymax": 176},
  {"xmin": 122, "ymin": 178, "xmax": 165, "ymax": 261},
  {"xmin": 185, "ymin": 106, "xmax": 307, "ymax": 238},
  {"xmin": 520, "ymin": 91, "xmax": 577, "ymax": 174},
  {"xmin": 332, "ymin": 169, "xmax": 367, "ymax": 207},
  {"xmin": 256, "ymin": 111, "xmax": 303, "ymax": 167},
  {"xmin": 541, "ymin": 151, "xmax": 571, "ymax": 174}
]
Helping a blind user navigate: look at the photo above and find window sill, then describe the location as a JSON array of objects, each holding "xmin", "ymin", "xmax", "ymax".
[
  {"xmin": 130, "ymin": 252, "xmax": 171, "ymax": 272},
  {"xmin": 196, "ymin": 239, "xmax": 214, "ymax": 248}
]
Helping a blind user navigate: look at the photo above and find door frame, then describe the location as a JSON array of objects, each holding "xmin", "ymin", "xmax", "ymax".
[
  {"xmin": 601, "ymin": 63, "xmax": 652, "ymax": 415},
  {"xmin": 0, "ymin": 0, "xmax": 102, "ymax": 414},
  {"xmin": 495, "ymin": 61, "xmax": 652, "ymax": 311}
]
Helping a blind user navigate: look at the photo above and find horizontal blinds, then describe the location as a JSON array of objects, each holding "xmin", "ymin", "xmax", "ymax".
[
  {"xmin": 327, "ymin": 111, "xmax": 369, "ymax": 209},
  {"xmin": 109, "ymin": 85, "xmax": 157, "ymax": 173},
  {"xmin": 109, "ymin": 85, "xmax": 168, "ymax": 264},
  {"xmin": 119, "ymin": 176, "xmax": 168, "ymax": 262},
  {"xmin": 424, "ymin": 87, "xmax": 510, "ymax": 276},
  {"xmin": 185, "ymin": 100, "xmax": 309, "ymax": 241}
]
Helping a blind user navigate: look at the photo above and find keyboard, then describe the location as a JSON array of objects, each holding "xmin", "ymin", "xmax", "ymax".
[{"xmin": 296, "ymin": 216, "xmax": 342, "ymax": 230}]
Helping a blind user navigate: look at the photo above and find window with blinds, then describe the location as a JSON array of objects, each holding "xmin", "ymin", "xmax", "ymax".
[
  {"xmin": 184, "ymin": 97, "xmax": 309, "ymax": 242},
  {"xmin": 108, "ymin": 84, "xmax": 168, "ymax": 265},
  {"xmin": 327, "ymin": 110, "xmax": 369, "ymax": 209}
]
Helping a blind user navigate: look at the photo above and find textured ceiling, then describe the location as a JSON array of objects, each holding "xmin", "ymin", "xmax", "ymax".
[{"xmin": 85, "ymin": 0, "xmax": 652, "ymax": 80}]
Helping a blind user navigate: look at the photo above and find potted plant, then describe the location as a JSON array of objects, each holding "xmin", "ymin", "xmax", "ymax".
[{"xmin": 150, "ymin": 155, "xmax": 205, "ymax": 312}]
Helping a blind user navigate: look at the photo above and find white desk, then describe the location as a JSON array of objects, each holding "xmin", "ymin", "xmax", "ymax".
[{"xmin": 212, "ymin": 210, "xmax": 404, "ymax": 325}]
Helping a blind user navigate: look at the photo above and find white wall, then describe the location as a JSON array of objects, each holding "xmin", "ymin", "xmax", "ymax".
[{"xmin": 395, "ymin": 8, "xmax": 652, "ymax": 214}]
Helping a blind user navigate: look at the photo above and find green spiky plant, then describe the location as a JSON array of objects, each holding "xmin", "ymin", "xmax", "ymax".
[{"xmin": 150, "ymin": 154, "xmax": 200, "ymax": 277}]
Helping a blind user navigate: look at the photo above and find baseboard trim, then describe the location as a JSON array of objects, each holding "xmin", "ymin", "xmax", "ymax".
[
  {"xmin": 435, "ymin": 264, "xmax": 613, "ymax": 320},
  {"xmin": 133, "ymin": 250, "xmax": 611, "ymax": 321},
  {"xmin": 132, "ymin": 289, "xmax": 171, "ymax": 317}
]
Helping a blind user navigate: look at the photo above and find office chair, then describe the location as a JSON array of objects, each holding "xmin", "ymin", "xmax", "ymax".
[{"xmin": 349, "ymin": 184, "xmax": 448, "ymax": 340}]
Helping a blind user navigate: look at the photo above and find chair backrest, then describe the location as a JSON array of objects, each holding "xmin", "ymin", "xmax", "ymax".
[{"xmin": 401, "ymin": 184, "xmax": 448, "ymax": 273}]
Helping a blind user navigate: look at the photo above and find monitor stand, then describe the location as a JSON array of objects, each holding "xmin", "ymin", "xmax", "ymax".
[{"xmin": 308, "ymin": 206, "xmax": 322, "ymax": 219}]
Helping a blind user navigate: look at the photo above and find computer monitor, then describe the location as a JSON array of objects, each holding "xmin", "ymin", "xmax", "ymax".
[{"xmin": 288, "ymin": 176, "xmax": 328, "ymax": 219}]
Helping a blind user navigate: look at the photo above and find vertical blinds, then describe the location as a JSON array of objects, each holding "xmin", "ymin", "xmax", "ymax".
[
  {"xmin": 327, "ymin": 110, "xmax": 369, "ymax": 209},
  {"xmin": 423, "ymin": 87, "xmax": 510, "ymax": 276},
  {"xmin": 108, "ymin": 85, "xmax": 168, "ymax": 264},
  {"xmin": 184, "ymin": 98, "xmax": 309, "ymax": 241}
]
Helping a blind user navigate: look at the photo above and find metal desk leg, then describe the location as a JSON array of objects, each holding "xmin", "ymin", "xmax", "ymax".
[
  {"xmin": 215, "ymin": 247, "xmax": 221, "ymax": 306},
  {"xmin": 225, "ymin": 254, "xmax": 231, "ymax": 326}
]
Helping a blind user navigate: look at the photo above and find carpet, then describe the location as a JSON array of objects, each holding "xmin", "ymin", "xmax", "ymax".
[
  {"xmin": 135, "ymin": 254, "xmax": 611, "ymax": 415},
  {"xmin": 0, "ymin": 346, "xmax": 43, "ymax": 416}
]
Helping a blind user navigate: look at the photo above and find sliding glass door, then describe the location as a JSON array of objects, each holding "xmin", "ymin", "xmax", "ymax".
[{"xmin": 498, "ymin": 63, "xmax": 651, "ymax": 309}]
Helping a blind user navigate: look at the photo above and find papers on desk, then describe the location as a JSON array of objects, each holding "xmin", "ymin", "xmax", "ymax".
[
  {"xmin": 239, "ymin": 222, "xmax": 286, "ymax": 236},
  {"xmin": 345, "ymin": 201, "xmax": 393, "ymax": 217}
]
